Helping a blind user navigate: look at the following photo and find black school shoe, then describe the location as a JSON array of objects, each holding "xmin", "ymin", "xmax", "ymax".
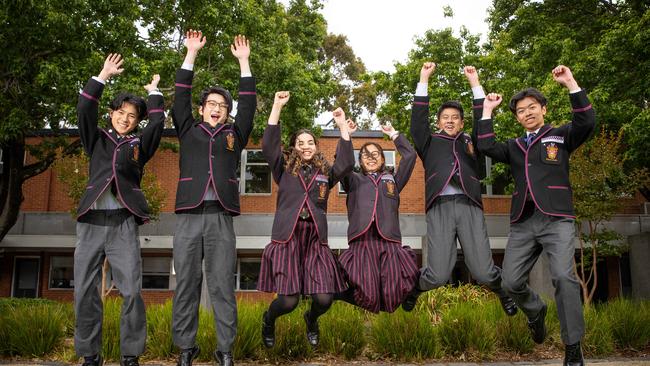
[
  {"xmin": 81, "ymin": 354, "xmax": 103, "ymax": 366},
  {"xmin": 527, "ymin": 303, "xmax": 547, "ymax": 344},
  {"xmin": 564, "ymin": 341, "xmax": 584, "ymax": 366},
  {"xmin": 176, "ymin": 346, "xmax": 200, "ymax": 366},
  {"xmin": 303, "ymin": 311, "xmax": 320, "ymax": 347},
  {"xmin": 261, "ymin": 311, "xmax": 275, "ymax": 348},
  {"xmin": 120, "ymin": 356, "xmax": 139, "ymax": 366},
  {"xmin": 499, "ymin": 295, "xmax": 519, "ymax": 316},
  {"xmin": 401, "ymin": 288, "xmax": 422, "ymax": 312},
  {"xmin": 213, "ymin": 350, "xmax": 234, "ymax": 366}
]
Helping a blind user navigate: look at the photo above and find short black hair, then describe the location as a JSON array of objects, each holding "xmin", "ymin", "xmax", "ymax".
[
  {"xmin": 199, "ymin": 86, "xmax": 233, "ymax": 115},
  {"xmin": 110, "ymin": 93, "xmax": 147, "ymax": 121},
  {"xmin": 509, "ymin": 88, "xmax": 547, "ymax": 113},
  {"xmin": 436, "ymin": 101, "xmax": 464, "ymax": 121}
]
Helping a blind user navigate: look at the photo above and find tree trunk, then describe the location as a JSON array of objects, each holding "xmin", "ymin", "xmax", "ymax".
[{"xmin": 0, "ymin": 139, "xmax": 26, "ymax": 242}]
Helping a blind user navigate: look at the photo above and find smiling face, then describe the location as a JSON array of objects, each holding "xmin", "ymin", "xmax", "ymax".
[
  {"xmin": 199, "ymin": 93, "xmax": 229, "ymax": 127},
  {"xmin": 437, "ymin": 107, "xmax": 464, "ymax": 137},
  {"xmin": 359, "ymin": 143, "xmax": 385, "ymax": 173},
  {"xmin": 515, "ymin": 96, "xmax": 546, "ymax": 132},
  {"xmin": 294, "ymin": 132, "xmax": 317, "ymax": 161},
  {"xmin": 109, "ymin": 102, "xmax": 139, "ymax": 136}
]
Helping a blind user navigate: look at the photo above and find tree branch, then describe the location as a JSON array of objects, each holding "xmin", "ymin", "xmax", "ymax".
[{"xmin": 21, "ymin": 139, "xmax": 82, "ymax": 181}]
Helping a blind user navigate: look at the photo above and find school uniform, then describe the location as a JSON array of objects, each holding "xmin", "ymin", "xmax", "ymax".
[
  {"xmin": 74, "ymin": 77, "xmax": 165, "ymax": 358},
  {"xmin": 256, "ymin": 124, "xmax": 354, "ymax": 295},
  {"xmin": 410, "ymin": 88, "xmax": 505, "ymax": 295},
  {"xmin": 170, "ymin": 67, "xmax": 257, "ymax": 354},
  {"xmin": 475, "ymin": 89, "xmax": 595, "ymax": 345},
  {"xmin": 337, "ymin": 134, "xmax": 419, "ymax": 313}
]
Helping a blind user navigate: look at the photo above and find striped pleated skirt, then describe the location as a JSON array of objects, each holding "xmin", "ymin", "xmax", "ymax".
[
  {"xmin": 338, "ymin": 223, "xmax": 419, "ymax": 313},
  {"xmin": 257, "ymin": 219, "xmax": 348, "ymax": 295}
]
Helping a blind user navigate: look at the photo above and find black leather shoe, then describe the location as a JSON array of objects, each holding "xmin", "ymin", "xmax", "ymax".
[
  {"xmin": 261, "ymin": 311, "xmax": 275, "ymax": 348},
  {"xmin": 499, "ymin": 295, "xmax": 518, "ymax": 316},
  {"xmin": 527, "ymin": 304, "xmax": 547, "ymax": 344},
  {"xmin": 564, "ymin": 342, "xmax": 584, "ymax": 366},
  {"xmin": 303, "ymin": 311, "xmax": 319, "ymax": 347},
  {"xmin": 120, "ymin": 356, "xmax": 139, "ymax": 366},
  {"xmin": 401, "ymin": 288, "xmax": 421, "ymax": 312},
  {"xmin": 177, "ymin": 346, "xmax": 200, "ymax": 366},
  {"xmin": 81, "ymin": 354, "xmax": 103, "ymax": 366},
  {"xmin": 214, "ymin": 350, "xmax": 234, "ymax": 366}
]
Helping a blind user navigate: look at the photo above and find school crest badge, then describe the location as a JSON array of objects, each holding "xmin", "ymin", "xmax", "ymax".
[
  {"xmin": 131, "ymin": 145, "xmax": 139, "ymax": 162},
  {"xmin": 386, "ymin": 180, "xmax": 395, "ymax": 197},
  {"xmin": 318, "ymin": 182, "xmax": 327, "ymax": 200},
  {"xmin": 226, "ymin": 132, "xmax": 235, "ymax": 151},
  {"xmin": 545, "ymin": 143, "xmax": 558, "ymax": 162}
]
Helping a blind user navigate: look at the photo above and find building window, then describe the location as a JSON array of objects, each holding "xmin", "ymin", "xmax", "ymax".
[
  {"xmin": 483, "ymin": 156, "xmax": 510, "ymax": 195},
  {"xmin": 339, "ymin": 150, "xmax": 396, "ymax": 194},
  {"xmin": 49, "ymin": 256, "xmax": 74, "ymax": 289},
  {"xmin": 142, "ymin": 257, "xmax": 172, "ymax": 290},
  {"xmin": 240, "ymin": 149, "xmax": 272, "ymax": 195},
  {"xmin": 236, "ymin": 259, "xmax": 261, "ymax": 291}
]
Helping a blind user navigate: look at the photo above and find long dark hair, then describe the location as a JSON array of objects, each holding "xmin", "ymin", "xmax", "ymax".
[{"xmin": 283, "ymin": 129, "xmax": 331, "ymax": 176}]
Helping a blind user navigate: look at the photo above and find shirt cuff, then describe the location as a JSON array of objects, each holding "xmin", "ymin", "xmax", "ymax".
[
  {"xmin": 569, "ymin": 88, "xmax": 582, "ymax": 94},
  {"xmin": 241, "ymin": 72, "xmax": 252, "ymax": 77},
  {"xmin": 415, "ymin": 82, "xmax": 428, "ymax": 96},
  {"xmin": 148, "ymin": 90, "xmax": 163, "ymax": 96},
  {"xmin": 181, "ymin": 63, "xmax": 194, "ymax": 71},
  {"xmin": 92, "ymin": 76, "xmax": 106, "ymax": 84},
  {"xmin": 472, "ymin": 85, "xmax": 486, "ymax": 99}
]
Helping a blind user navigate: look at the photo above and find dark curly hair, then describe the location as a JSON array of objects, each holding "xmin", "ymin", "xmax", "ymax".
[{"xmin": 283, "ymin": 129, "xmax": 331, "ymax": 176}]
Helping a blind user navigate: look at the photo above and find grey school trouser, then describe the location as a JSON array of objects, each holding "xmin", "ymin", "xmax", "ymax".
[
  {"xmin": 172, "ymin": 208, "xmax": 237, "ymax": 352},
  {"xmin": 502, "ymin": 208, "xmax": 584, "ymax": 345},
  {"xmin": 74, "ymin": 215, "xmax": 146, "ymax": 357},
  {"xmin": 419, "ymin": 194, "xmax": 505, "ymax": 295}
]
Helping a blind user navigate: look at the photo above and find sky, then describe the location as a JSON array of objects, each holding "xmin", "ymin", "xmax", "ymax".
[{"xmin": 319, "ymin": 0, "xmax": 492, "ymax": 73}]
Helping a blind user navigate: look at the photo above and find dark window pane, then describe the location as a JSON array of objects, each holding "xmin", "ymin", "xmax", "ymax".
[
  {"xmin": 245, "ymin": 165, "xmax": 271, "ymax": 193},
  {"xmin": 239, "ymin": 261, "xmax": 261, "ymax": 290},
  {"xmin": 142, "ymin": 275, "xmax": 169, "ymax": 289},
  {"xmin": 247, "ymin": 150, "xmax": 266, "ymax": 163},
  {"xmin": 50, "ymin": 256, "xmax": 74, "ymax": 289}
]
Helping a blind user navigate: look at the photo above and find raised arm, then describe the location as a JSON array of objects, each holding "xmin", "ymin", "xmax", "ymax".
[
  {"xmin": 476, "ymin": 93, "xmax": 510, "ymax": 164},
  {"xmin": 382, "ymin": 123, "xmax": 415, "ymax": 192},
  {"xmin": 78, "ymin": 53, "xmax": 124, "ymax": 155},
  {"xmin": 231, "ymin": 35, "xmax": 257, "ymax": 145},
  {"xmin": 464, "ymin": 65, "xmax": 486, "ymax": 144},
  {"xmin": 139, "ymin": 74, "xmax": 165, "ymax": 164},
  {"xmin": 329, "ymin": 108, "xmax": 355, "ymax": 187},
  {"xmin": 262, "ymin": 91, "xmax": 290, "ymax": 183},
  {"xmin": 410, "ymin": 62, "xmax": 436, "ymax": 156},
  {"xmin": 172, "ymin": 29, "xmax": 205, "ymax": 138},
  {"xmin": 551, "ymin": 65, "xmax": 596, "ymax": 152}
]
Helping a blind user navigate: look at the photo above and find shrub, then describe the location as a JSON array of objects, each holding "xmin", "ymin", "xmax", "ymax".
[
  {"xmin": 436, "ymin": 300, "xmax": 497, "ymax": 359},
  {"xmin": 146, "ymin": 300, "xmax": 174, "ymax": 359},
  {"xmin": 319, "ymin": 302, "xmax": 366, "ymax": 360},
  {"xmin": 582, "ymin": 304, "xmax": 615, "ymax": 357},
  {"xmin": 602, "ymin": 297, "xmax": 650, "ymax": 350},
  {"xmin": 195, "ymin": 306, "xmax": 217, "ymax": 361},
  {"xmin": 491, "ymin": 299, "xmax": 535, "ymax": 354},
  {"xmin": 1, "ymin": 302, "xmax": 68, "ymax": 357},
  {"xmin": 369, "ymin": 308, "xmax": 440, "ymax": 361},
  {"xmin": 260, "ymin": 301, "xmax": 313, "ymax": 362},
  {"xmin": 234, "ymin": 301, "xmax": 264, "ymax": 360}
]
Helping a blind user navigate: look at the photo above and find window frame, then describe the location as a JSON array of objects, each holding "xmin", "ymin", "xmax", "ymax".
[{"xmin": 239, "ymin": 149, "xmax": 272, "ymax": 196}]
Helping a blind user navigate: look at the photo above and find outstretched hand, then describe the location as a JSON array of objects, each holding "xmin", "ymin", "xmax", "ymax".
[
  {"xmin": 184, "ymin": 29, "xmax": 206, "ymax": 53},
  {"xmin": 144, "ymin": 74, "xmax": 160, "ymax": 93},
  {"xmin": 98, "ymin": 53, "xmax": 124, "ymax": 81},
  {"xmin": 231, "ymin": 35, "xmax": 250, "ymax": 60},
  {"xmin": 552, "ymin": 65, "xmax": 579, "ymax": 90},
  {"xmin": 420, "ymin": 62, "xmax": 436, "ymax": 82},
  {"xmin": 463, "ymin": 66, "xmax": 480, "ymax": 88}
]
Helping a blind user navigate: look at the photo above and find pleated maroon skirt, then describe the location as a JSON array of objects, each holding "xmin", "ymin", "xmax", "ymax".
[
  {"xmin": 338, "ymin": 223, "xmax": 419, "ymax": 313},
  {"xmin": 257, "ymin": 219, "xmax": 348, "ymax": 295}
]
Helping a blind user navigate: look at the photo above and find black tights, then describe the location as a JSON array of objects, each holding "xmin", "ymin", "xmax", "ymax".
[
  {"xmin": 333, "ymin": 288, "xmax": 357, "ymax": 306},
  {"xmin": 265, "ymin": 293, "xmax": 333, "ymax": 324}
]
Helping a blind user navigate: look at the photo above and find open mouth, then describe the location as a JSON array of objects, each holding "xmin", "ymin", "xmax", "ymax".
[{"xmin": 211, "ymin": 112, "xmax": 221, "ymax": 122}]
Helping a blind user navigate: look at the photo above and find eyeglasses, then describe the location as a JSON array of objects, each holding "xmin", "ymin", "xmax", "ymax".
[
  {"xmin": 205, "ymin": 101, "xmax": 229, "ymax": 110},
  {"xmin": 360, "ymin": 151, "xmax": 382, "ymax": 160}
]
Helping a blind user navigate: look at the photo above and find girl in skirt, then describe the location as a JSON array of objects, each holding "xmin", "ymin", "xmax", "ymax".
[
  {"xmin": 257, "ymin": 91, "xmax": 355, "ymax": 347},
  {"xmin": 336, "ymin": 123, "xmax": 420, "ymax": 313}
]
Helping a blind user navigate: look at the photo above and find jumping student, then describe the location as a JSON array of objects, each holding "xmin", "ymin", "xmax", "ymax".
[
  {"xmin": 257, "ymin": 91, "xmax": 355, "ymax": 348},
  {"xmin": 478, "ymin": 65, "xmax": 595, "ymax": 366},
  {"xmin": 171, "ymin": 30, "xmax": 256, "ymax": 366},
  {"xmin": 74, "ymin": 53, "xmax": 164, "ymax": 366},
  {"xmin": 335, "ymin": 123, "xmax": 420, "ymax": 313},
  {"xmin": 404, "ymin": 62, "xmax": 517, "ymax": 317}
]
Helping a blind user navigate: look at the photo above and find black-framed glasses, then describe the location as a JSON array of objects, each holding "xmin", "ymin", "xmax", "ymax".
[
  {"xmin": 205, "ymin": 101, "xmax": 229, "ymax": 110},
  {"xmin": 360, "ymin": 151, "xmax": 382, "ymax": 160}
]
